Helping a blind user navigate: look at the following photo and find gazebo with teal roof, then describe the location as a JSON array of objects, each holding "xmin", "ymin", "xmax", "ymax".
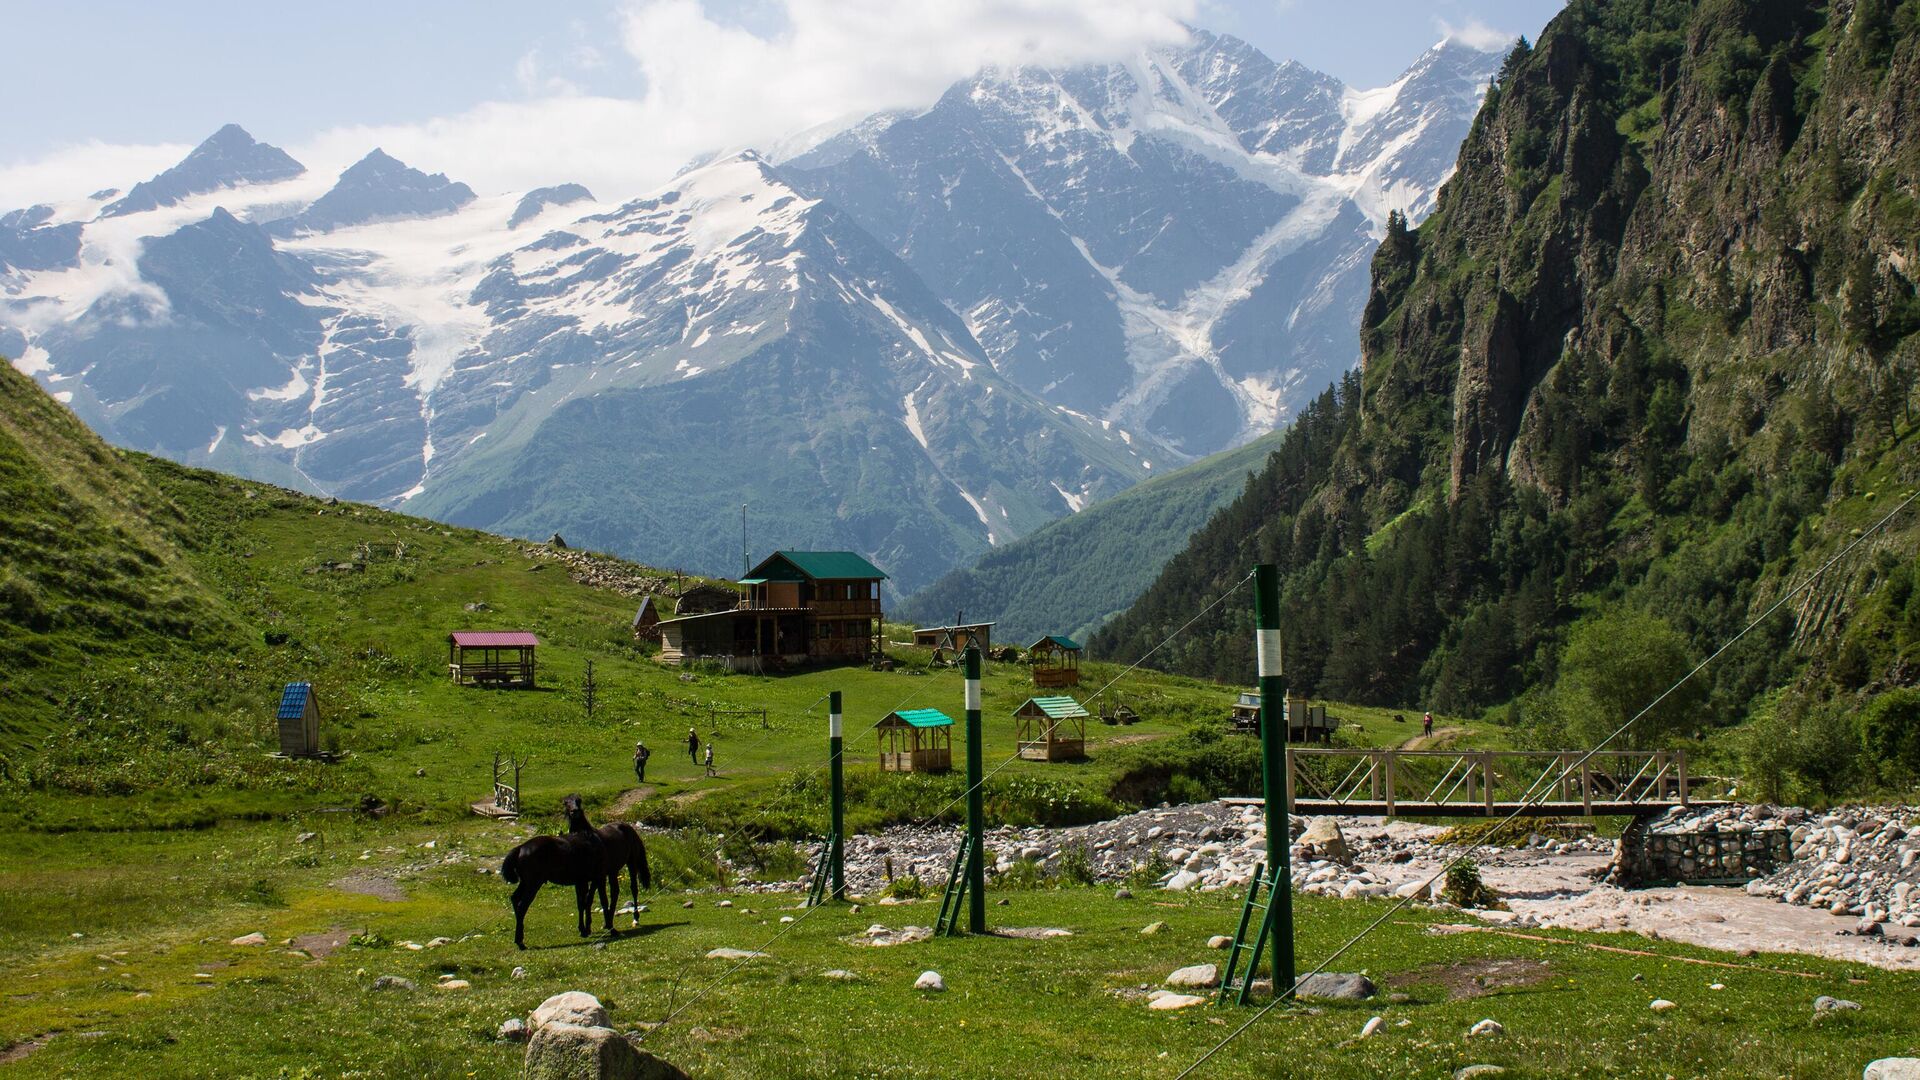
[
  {"xmin": 1013, "ymin": 695, "xmax": 1089, "ymax": 761},
  {"xmin": 876, "ymin": 707, "xmax": 954, "ymax": 773}
]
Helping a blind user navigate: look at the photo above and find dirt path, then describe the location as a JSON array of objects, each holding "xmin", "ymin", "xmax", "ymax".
[
  {"xmin": 1401, "ymin": 725, "xmax": 1468, "ymax": 750},
  {"xmin": 609, "ymin": 785, "xmax": 655, "ymax": 817}
]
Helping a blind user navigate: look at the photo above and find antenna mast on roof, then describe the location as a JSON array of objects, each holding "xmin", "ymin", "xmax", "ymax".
[{"xmin": 741, "ymin": 503, "xmax": 748, "ymax": 575}]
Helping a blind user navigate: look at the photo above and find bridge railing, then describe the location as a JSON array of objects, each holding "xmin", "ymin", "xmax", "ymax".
[{"xmin": 1284, "ymin": 748, "xmax": 1725, "ymax": 815}]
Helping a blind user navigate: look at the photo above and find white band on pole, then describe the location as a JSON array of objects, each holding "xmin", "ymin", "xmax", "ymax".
[
  {"xmin": 965, "ymin": 680, "xmax": 982, "ymax": 712},
  {"xmin": 1257, "ymin": 629, "xmax": 1283, "ymax": 678},
  {"xmin": 830, "ymin": 711, "xmax": 842, "ymax": 738}
]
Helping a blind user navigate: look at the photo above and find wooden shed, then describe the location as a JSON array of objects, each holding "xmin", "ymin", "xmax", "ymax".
[
  {"xmin": 631, "ymin": 596, "xmax": 662, "ymax": 642},
  {"xmin": 877, "ymin": 708, "xmax": 954, "ymax": 773},
  {"xmin": 275, "ymin": 682, "xmax": 320, "ymax": 757},
  {"xmin": 1014, "ymin": 696, "xmax": 1088, "ymax": 762},
  {"xmin": 912, "ymin": 622, "xmax": 994, "ymax": 655},
  {"xmin": 1029, "ymin": 635, "xmax": 1082, "ymax": 689},
  {"xmin": 448, "ymin": 630, "xmax": 538, "ymax": 687}
]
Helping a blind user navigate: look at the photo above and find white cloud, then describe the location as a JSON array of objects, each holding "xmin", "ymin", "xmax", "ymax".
[
  {"xmin": 0, "ymin": 0, "xmax": 1196, "ymax": 209},
  {"xmin": 0, "ymin": 139, "xmax": 193, "ymax": 210},
  {"xmin": 1435, "ymin": 17, "xmax": 1516, "ymax": 52}
]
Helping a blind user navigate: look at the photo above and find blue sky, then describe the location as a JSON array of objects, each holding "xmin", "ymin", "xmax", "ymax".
[{"xmin": 0, "ymin": 0, "xmax": 1564, "ymax": 206}]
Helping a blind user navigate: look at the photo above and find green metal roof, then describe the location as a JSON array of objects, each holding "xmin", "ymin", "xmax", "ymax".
[
  {"xmin": 887, "ymin": 708, "xmax": 953, "ymax": 729},
  {"xmin": 1017, "ymin": 696, "xmax": 1088, "ymax": 719},
  {"xmin": 1029, "ymin": 635, "xmax": 1081, "ymax": 652},
  {"xmin": 744, "ymin": 550, "xmax": 888, "ymax": 583}
]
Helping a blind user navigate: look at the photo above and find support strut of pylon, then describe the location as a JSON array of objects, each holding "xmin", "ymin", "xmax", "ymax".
[{"xmin": 964, "ymin": 644, "xmax": 987, "ymax": 934}]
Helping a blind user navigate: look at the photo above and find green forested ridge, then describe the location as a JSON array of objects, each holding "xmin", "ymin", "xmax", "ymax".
[
  {"xmin": 899, "ymin": 426, "xmax": 1288, "ymax": 645},
  {"xmin": 1095, "ymin": 0, "xmax": 1920, "ymax": 800}
]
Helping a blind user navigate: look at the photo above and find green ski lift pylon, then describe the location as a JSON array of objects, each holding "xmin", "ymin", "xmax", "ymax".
[
  {"xmin": 936, "ymin": 645, "xmax": 988, "ymax": 934},
  {"xmin": 1218, "ymin": 563, "xmax": 1296, "ymax": 1002},
  {"xmin": 809, "ymin": 690, "xmax": 847, "ymax": 908}
]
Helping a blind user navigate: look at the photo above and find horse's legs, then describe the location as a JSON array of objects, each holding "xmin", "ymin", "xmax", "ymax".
[
  {"xmin": 604, "ymin": 869, "xmax": 619, "ymax": 933},
  {"xmin": 575, "ymin": 880, "xmax": 593, "ymax": 937},
  {"xmin": 628, "ymin": 861, "xmax": 641, "ymax": 928},
  {"xmin": 512, "ymin": 881, "xmax": 540, "ymax": 950}
]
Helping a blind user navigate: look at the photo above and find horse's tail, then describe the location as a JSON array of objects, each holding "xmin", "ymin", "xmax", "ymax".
[
  {"xmin": 502, "ymin": 845, "xmax": 522, "ymax": 884},
  {"xmin": 623, "ymin": 824, "xmax": 652, "ymax": 890}
]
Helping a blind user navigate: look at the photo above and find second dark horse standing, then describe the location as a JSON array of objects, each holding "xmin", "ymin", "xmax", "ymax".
[{"xmin": 501, "ymin": 794, "xmax": 651, "ymax": 949}]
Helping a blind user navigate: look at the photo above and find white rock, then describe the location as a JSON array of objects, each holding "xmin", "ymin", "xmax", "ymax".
[
  {"xmin": 1864, "ymin": 1060, "xmax": 1920, "ymax": 1080},
  {"xmin": 1207, "ymin": 935, "xmax": 1232, "ymax": 949},
  {"xmin": 1148, "ymin": 993, "xmax": 1207, "ymax": 1010},
  {"xmin": 1166, "ymin": 964, "xmax": 1219, "ymax": 989},
  {"xmin": 1469, "ymin": 1019, "xmax": 1504, "ymax": 1038},
  {"xmin": 530, "ymin": 991, "xmax": 609, "ymax": 1033},
  {"xmin": 1360, "ymin": 1016, "xmax": 1385, "ymax": 1039},
  {"xmin": 1649, "ymin": 999, "xmax": 1677, "ymax": 1012},
  {"xmin": 705, "ymin": 948, "xmax": 767, "ymax": 960},
  {"xmin": 229, "ymin": 932, "xmax": 267, "ymax": 946},
  {"xmin": 1165, "ymin": 870, "xmax": 1201, "ymax": 891},
  {"xmin": 915, "ymin": 970, "xmax": 946, "ymax": 992}
]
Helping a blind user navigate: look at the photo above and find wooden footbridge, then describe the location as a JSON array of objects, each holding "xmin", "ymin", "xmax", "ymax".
[{"xmin": 1230, "ymin": 748, "xmax": 1734, "ymax": 817}]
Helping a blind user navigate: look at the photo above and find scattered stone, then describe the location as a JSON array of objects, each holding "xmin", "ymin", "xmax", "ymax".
[
  {"xmin": 436, "ymin": 978, "xmax": 471, "ymax": 990},
  {"xmin": 295, "ymin": 832, "xmax": 318, "ymax": 844},
  {"xmin": 1866, "ymin": 1062, "xmax": 1920, "ymax": 1080},
  {"xmin": 512, "ymin": 966, "xmax": 528, "ymax": 980},
  {"xmin": 523, "ymin": 1023, "xmax": 691, "ymax": 1080},
  {"xmin": 427, "ymin": 936, "xmax": 452, "ymax": 948},
  {"xmin": 531, "ymin": 991, "xmax": 611, "ymax": 1033},
  {"xmin": 1166, "ymin": 964, "xmax": 1220, "ymax": 989},
  {"xmin": 716, "ymin": 899, "xmax": 733, "ymax": 908},
  {"xmin": 499, "ymin": 1018, "xmax": 530, "ymax": 1042},
  {"xmin": 1469, "ymin": 1019, "xmax": 1504, "ymax": 1038},
  {"xmin": 1140, "ymin": 921, "xmax": 1168, "ymax": 936},
  {"xmin": 1114, "ymin": 888, "xmax": 1133, "ymax": 900},
  {"xmin": 229, "ymin": 932, "xmax": 267, "ymax": 946},
  {"xmin": 1455, "ymin": 1067, "xmax": 1508, "ymax": 1079},
  {"xmin": 1147, "ymin": 993, "xmax": 1207, "ymax": 1011},
  {"xmin": 1164, "ymin": 870, "xmax": 1201, "ymax": 891},
  {"xmin": 1207, "ymin": 935, "xmax": 1232, "ymax": 949},
  {"xmin": 820, "ymin": 970, "xmax": 860, "ymax": 981},
  {"xmin": 1649, "ymin": 999, "xmax": 1677, "ymax": 1012},
  {"xmin": 915, "ymin": 971, "xmax": 946, "ymax": 992},
  {"xmin": 1815, "ymin": 996, "xmax": 1863, "ymax": 1013},
  {"xmin": 1296, "ymin": 973, "xmax": 1376, "ymax": 1001},
  {"xmin": 1299, "ymin": 818, "xmax": 1351, "ymax": 863},
  {"xmin": 682, "ymin": 901, "xmax": 694, "ymax": 909},
  {"xmin": 705, "ymin": 948, "xmax": 766, "ymax": 961},
  {"xmin": 370, "ymin": 975, "xmax": 415, "ymax": 992},
  {"xmin": 1359, "ymin": 1016, "xmax": 1385, "ymax": 1039}
]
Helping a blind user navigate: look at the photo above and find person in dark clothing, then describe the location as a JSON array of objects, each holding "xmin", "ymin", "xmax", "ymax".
[
  {"xmin": 632, "ymin": 741, "xmax": 650, "ymax": 784},
  {"xmin": 687, "ymin": 727, "xmax": 700, "ymax": 764},
  {"xmin": 1422, "ymin": 711, "xmax": 1434, "ymax": 738}
]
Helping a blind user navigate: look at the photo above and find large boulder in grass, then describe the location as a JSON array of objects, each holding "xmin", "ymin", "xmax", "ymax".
[
  {"xmin": 1298, "ymin": 818, "xmax": 1350, "ymax": 863},
  {"xmin": 523, "ymin": 1024, "xmax": 690, "ymax": 1080},
  {"xmin": 530, "ymin": 991, "xmax": 611, "ymax": 1033},
  {"xmin": 1865, "ymin": 1061, "xmax": 1920, "ymax": 1080},
  {"xmin": 1295, "ymin": 972, "xmax": 1376, "ymax": 1001}
]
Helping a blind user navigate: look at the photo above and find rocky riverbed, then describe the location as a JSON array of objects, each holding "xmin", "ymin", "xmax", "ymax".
[{"xmin": 752, "ymin": 799, "xmax": 1920, "ymax": 971}]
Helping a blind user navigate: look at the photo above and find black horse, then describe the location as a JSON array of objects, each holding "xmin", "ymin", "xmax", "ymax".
[
  {"xmin": 594, "ymin": 821, "xmax": 653, "ymax": 927},
  {"xmin": 501, "ymin": 794, "xmax": 611, "ymax": 949}
]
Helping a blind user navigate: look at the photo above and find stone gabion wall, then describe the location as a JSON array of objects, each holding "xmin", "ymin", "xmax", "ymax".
[{"xmin": 1614, "ymin": 805, "xmax": 1799, "ymax": 885}]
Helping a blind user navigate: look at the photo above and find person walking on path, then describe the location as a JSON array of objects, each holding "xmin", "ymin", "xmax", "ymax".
[
  {"xmin": 632, "ymin": 741, "xmax": 651, "ymax": 784},
  {"xmin": 1422, "ymin": 711, "xmax": 1434, "ymax": 739},
  {"xmin": 703, "ymin": 742, "xmax": 716, "ymax": 778},
  {"xmin": 686, "ymin": 727, "xmax": 700, "ymax": 764}
]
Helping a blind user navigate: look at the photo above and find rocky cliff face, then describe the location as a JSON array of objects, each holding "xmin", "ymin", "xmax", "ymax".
[{"xmin": 1097, "ymin": 0, "xmax": 1920, "ymax": 713}]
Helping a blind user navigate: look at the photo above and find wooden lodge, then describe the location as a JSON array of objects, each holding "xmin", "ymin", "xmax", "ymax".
[
  {"xmin": 631, "ymin": 596, "xmax": 662, "ymax": 642},
  {"xmin": 1014, "ymin": 695, "xmax": 1088, "ymax": 762},
  {"xmin": 657, "ymin": 551, "xmax": 887, "ymax": 671},
  {"xmin": 1029, "ymin": 635, "xmax": 1082, "ymax": 689},
  {"xmin": 877, "ymin": 708, "xmax": 954, "ymax": 772},
  {"xmin": 912, "ymin": 622, "xmax": 993, "ymax": 657},
  {"xmin": 1230, "ymin": 692, "xmax": 1335, "ymax": 743},
  {"xmin": 275, "ymin": 682, "xmax": 321, "ymax": 757},
  {"xmin": 448, "ymin": 630, "xmax": 538, "ymax": 688}
]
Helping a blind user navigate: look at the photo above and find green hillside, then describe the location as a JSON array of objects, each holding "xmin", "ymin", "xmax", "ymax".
[
  {"xmin": 901, "ymin": 426, "xmax": 1290, "ymax": 645},
  {"xmin": 1097, "ymin": 0, "xmax": 1920, "ymax": 801}
]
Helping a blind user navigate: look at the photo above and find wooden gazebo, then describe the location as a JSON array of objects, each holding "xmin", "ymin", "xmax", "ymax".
[
  {"xmin": 448, "ymin": 630, "xmax": 538, "ymax": 688},
  {"xmin": 877, "ymin": 708, "xmax": 953, "ymax": 773},
  {"xmin": 1029, "ymin": 635, "xmax": 1082, "ymax": 689},
  {"xmin": 1014, "ymin": 696, "xmax": 1088, "ymax": 762}
]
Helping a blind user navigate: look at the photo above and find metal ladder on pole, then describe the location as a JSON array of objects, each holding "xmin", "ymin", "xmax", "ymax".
[
  {"xmin": 806, "ymin": 833, "xmax": 839, "ymax": 907},
  {"xmin": 934, "ymin": 832, "xmax": 975, "ymax": 936},
  {"xmin": 1217, "ymin": 860, "xmax": 1286, "ymax": 1005}
]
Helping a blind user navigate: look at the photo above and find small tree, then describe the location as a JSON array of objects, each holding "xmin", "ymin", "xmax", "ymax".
[{"xmin": 1550, "ymin": 610, "xmax": 1705, "ymax": 751}]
